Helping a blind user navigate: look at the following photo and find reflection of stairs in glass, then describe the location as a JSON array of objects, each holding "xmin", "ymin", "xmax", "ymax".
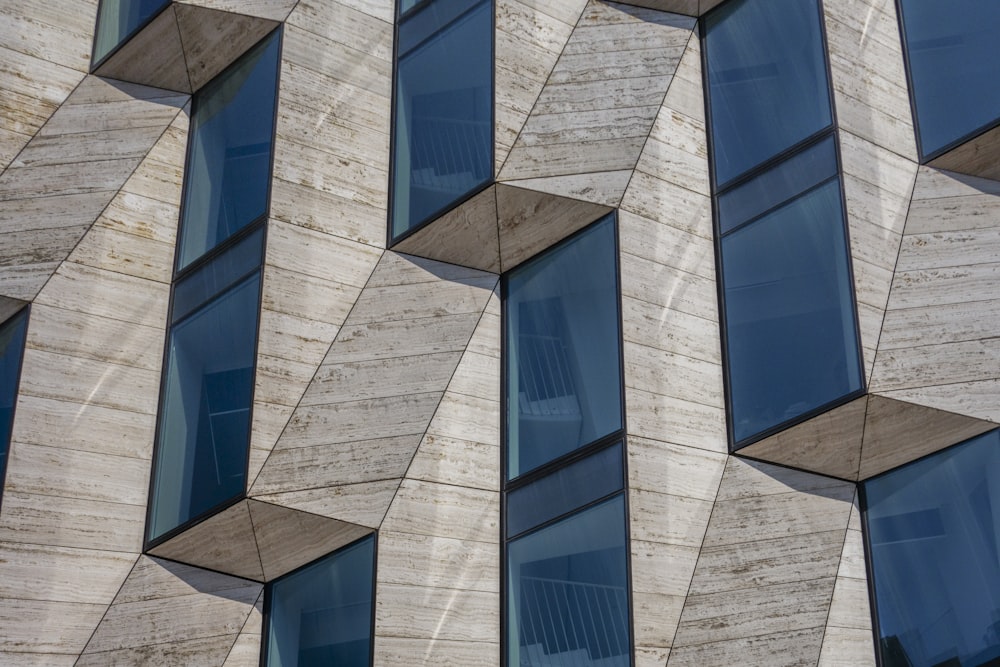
[
  {"xmin": 411, "ymin": 115, "xmax": 490, "ymax": 191},
  {"xmin": 411, "ymin": 167, "xmax": 477, "ymax": 193},
  {"xmin": 518, "ymin": 576, "xmax": 630, "ymax": 667}
]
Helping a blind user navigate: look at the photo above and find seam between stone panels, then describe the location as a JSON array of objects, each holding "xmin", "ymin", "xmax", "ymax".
[
  {"xmin": 867, "ymin": 163, "xmax": 931, "ymax": 387},
  {"xmin": 618, "ymin": 27, "xmax": 698, "ymax": 209},
  {"xmin": 80, "ymin": 630, "xmax": 260, "ymax": 658},
  {"xmin": 244, "ymin": 248, "xmax": 386, "ymax": 492},
  {"xmin": 73, "ymin": 552, "xmax": 143, "ymax": 660},
  {"xmin": 670, "ymin": 623, "xmax": 832, "ymax": 654},
  {"xmin": 660, "ymin": 446, "xmax": 728, "ymax": 658},
  {"xmin": 28, "ymin": 103, "xmax": 189, "ymax": 304},
  {"xmin": 815, "ymin": 486, "xmax": 862, "ymax": 667},
  {"xmin": 169, "ymin": 6, "xmax": 196, "ymax": 93},
  {"xmin": 242, "ymin": 501, "xmax": 268, "ymax": 582},
  {"xmin": 494, "ymin": 0, "xmax": 589, "ymax": 178},
  {"xmin": 0, "ymin": 70, "xmax": 88, "ymax": 183},
  {"xmin": 219, "ymin": 589, "xmax": 263, "ymax": 664},
  {"xmin": 396, "ymin": 280, "xmax": 499, "ymax": 487}
]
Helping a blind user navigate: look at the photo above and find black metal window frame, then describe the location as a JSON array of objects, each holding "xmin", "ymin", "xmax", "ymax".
[
  {"xmin": 858, "ymin": 426, "xmax": 1000, "ymax": 667},
  {"xmin": 499, "ymin": 213, "xmax": 635, "ymax": 667},
  {"xmin": 893, "ymin": 0, "xmax": 1000, "ymax": 162},
  {"xmin": 386, "ymin": 0, "xmax": 497, "ymax": 247},
  {"xmin": 700, "ymin": 0, "xmax": 868, "ymax": 453},
  {"xmin": 90, "ymin": 0, "xmax": 172, "ymax": 70},
  {"xmin": 143, "ymin": 27, "xmax": 283, "ymax": 551},
  {"xmin": 0, "ymin": 305, "xmax": 31, "ymax": 511},
  {"xmin": 259, "ymin": 531, "xmax": 379, "ymax": 667}
]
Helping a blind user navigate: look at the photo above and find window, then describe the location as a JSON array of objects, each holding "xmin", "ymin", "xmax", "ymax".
[
  {"xmin": 703, "ymin": 0, "xmax": 832, "ymax": 188},
  {"xmin": 263, "ymin": 534, "xmax": 376, "ymax": 667},
  {"xmin": 146, "ymin": 30, "xmax": 280, "ymax": 544},
  {"xmin": 703, "ymin": 0, "xmax": 864, "ymax": 447},
  {"xmin": 389, "ymin": 0, "xmax": 493, "ymax": 242},
  {"xmin": 92, "ymin": 0, "xmax": 170, "ymax": 65},
  {"xmin": 503, "ymin": 215, "xmax": 632, "ymax": 667},
  {"xmin": 863, "ymin": 428, "xmax": 1000, "ymax": 667},
  {"xmin": 897, "ymin": 0, "xmax": 1000, "ymax": 159},
  {"xmin": 0, "ymin": 307, "xmax": 29, "ymax": 508}
]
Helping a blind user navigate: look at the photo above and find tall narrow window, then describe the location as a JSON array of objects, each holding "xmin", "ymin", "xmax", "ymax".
[
  {"xmin": 864, "ymin": 429, "xmax": 1000, "ymax": 667},
  {"xmin": 263, "ymin": 534, "xmax": 376, "ymax": 667},
  {"xmin": 146, "ymin": 31, "xmax": 280, "ymax": 544},
  {"xmin": 0, "ymin": 307, "xmax": 29, "ymax": 507},
  {"xmin": 503, "ymin": 215, "xmax": 632, "ymax": 667},
  {"xmin": 92, "ymin": 0, "xmax": 170, "ymax": 65},
  {"xmin": 704, "ymin": 0, "xmax": 864, "ymax": 447},
  {"xmin": 896, "ymin": 0, "xmax": 1000, "ymax": 158},
  {"xmin": 390, "ymin": 0, "xmax": 493, "ymax": 242}
]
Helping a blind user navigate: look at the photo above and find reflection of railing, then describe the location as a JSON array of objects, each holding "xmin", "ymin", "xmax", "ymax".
[
  {"xmin": 517, "ymin": 334, "xmax": 580, "ymax": 417},
  {"xmin": 410, "ymin": 116, "xmax": 490, "ymax": 192},
  {"xmin": 518, "ymin": 576, "xmax": 630, "ymax": 667}
]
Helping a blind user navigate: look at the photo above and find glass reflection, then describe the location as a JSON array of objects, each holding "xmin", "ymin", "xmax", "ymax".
[
  {"xmin": 93, "ymin": 0, "xmax": 169, "ymax": 64},
  {"xmin": 148, "ymin": 273, "xmax": 260, "ymax": 541},
  {"xmin": 507, "ymin": 442, "xmax": 623, "ymax": 538},
  {"xmin": 508, "ymin": 496, "xmax": 630, "ymax": 667},
  {"xmin": 721, "ymin": 179, "xmax": 862, "ymax": 444},
  {"xmin": 717, "ymin": 134, "xmax": 838, "ymax": 234},
  {"xmin": 0, "ymin": 308, "xmax": 29, "ymax": 506},
  {"xmin": 177, "ymin": 31, "xmax": 280, "ymax": 271},
  {"xmin": 391, "ymin": 0, "xmax": 492, "ymax": 240},
  {"xmin": 898, "ymin": 0, "xmax": 1000, "ymax": 157},
  {"xmin": 265, "ymin": 535, "xmax": 375, "ymax": 667},
  {"xmin": 505, "ymin": 215, "xmax": 622, "ymax": 479},
  {"xmin": 704, "ymin": 0, "xmax": 832, "ymax": 185},
  {"xmin": 866, "ymin": 429, "xmax": 1000, "ymax": 667}
]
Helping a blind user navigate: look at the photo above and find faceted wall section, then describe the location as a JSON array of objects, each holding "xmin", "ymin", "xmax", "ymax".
[{"xmin": 2, "ymin": 0, "xmax": 1000, "ymax": 666}]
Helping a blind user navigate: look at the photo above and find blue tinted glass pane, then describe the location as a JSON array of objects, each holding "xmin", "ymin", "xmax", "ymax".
[
  {"xmin": 266, "ymin": 535, "xmax": 375, "ymax": 667},
  {"xmin": 507, "ymin": 496, "xmax": 631, "ymax": 667},
  {"xmin": 177, "ymin": 32, "xmax": 280, "ymax": 270},
  {"xmin": 506, "ymin": 216, "xmax": 622, "ymax": 479},
  {"xmin": 391, "ymin": 0, "xmax": 492, "ymax": 239},
  {"xmin": 148, "ymin": 273, "xmax": 260, "ymax": 541},
  {"xmin": 899, "ymin": 0, "xmax": 1000, "ymax": 157},
  {"xmin": 865, "ymin": 429, "xmax": 1000, "ymax": 667},
  {"xmin": 717, "ymin": 135, "xmax": 838, "ymax": 234},
  {"xmin": 93, "ymin": 0, "xmax": 169, "ymax": 63},
  {"xmin": 507, "ymin": 442, "xmax": 623, "ymax": 538},
  {"xmin": 722, "ymin": 179, "xmax": 862, "ymax": 444},
  {"xmin": 172, "ymin": 227, "xmax": 264, "ymax": 322},
  {"xmin": 705, "ymin": 0, "xmax": 832, "ymax": 185},
  {"xmin": 0, "ymin": 309, "xmax": 29, "ymax": 506}
]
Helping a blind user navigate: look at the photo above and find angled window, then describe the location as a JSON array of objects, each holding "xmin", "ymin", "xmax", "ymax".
[
  {"xmin": 175, "ymin": 33, "xmax": 281, "ymax": 271},
  {"xmin": 0, "ymin": 307, "xmax": 29, "ymax": 508},
  {"xmin": 703, "ymin": 0, "xmax": 832, "ymax": 188},
  {"xmin": 505, "ymin": 216, "xmax": 623, "ymax": 479},
  {"xmin": 390, "ymin": 0, "xmax": 493, "ymax": 242},
  {"xmin": 93, "ymin": 0, "xmax": 170, "ymax": 65},
  {"xmin": 863, "ymin": 429, "xmax": 1000, "ymax": 667},
  {"xmin": 263, "ymin": 534, "xmax": 376, "ymax": 667},
  {"xmin": 897, "ymin": 0, "xmax": 1000, "ymax": 159},
  {"xmin": 146, "ymin": 30, "xmax": 280, "ymax": 544},
  {"xmin": 704, "ymin": 0, "xmax": 864, "ymax": 447},
  {"xmin": 503, "ymin": 214, "xmax": 632, "ymax": 667}
]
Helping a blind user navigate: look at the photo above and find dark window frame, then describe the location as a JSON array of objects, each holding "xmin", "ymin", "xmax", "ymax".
[
  {"xmin": 500, "ymin": 213, "xmax": 635, "ymax": 667},
  {"xmin": 893, "ymin": 0, "xmax": 1000, "ymax": 162},
  {"xmin": 144, "ymin": 27, "xmax": 282, "ymax": 550},
  {"xmin": 90, "ymin": 0, "xmax": 172, "ymax": 70},
  {"xmin": 701, "ymin": 0, "xmax": 867, "ymax": 452},
  {"xmin": 386, "ymin": 0, "xmax": 496, "ymax": 247},
  {"xmin": 259, "ymin": 532, "xmax": 378, "ymax": 667},
  {"xmin": 0, "ymin": 305, "xmax": 31, "ymax": 510},
  {"xmin": 860, "ymin": 427, "xmax": 1000, "ymax": 667}
]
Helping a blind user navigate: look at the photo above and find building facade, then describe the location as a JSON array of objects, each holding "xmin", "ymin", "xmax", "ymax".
[{"xmin": 0, "ymin": 0, "xmax": 998, "ymax": 665}]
